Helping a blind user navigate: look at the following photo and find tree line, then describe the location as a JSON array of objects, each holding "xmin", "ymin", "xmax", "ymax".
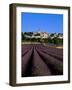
[{"xmin": 22, "ymin": 32, "xmax": 63, "ymax": 45}]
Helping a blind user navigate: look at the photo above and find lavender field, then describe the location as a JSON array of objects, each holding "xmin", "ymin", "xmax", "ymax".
[{"xmin": 21, "ymin": 44, "xmax": 63, "ymax": 77}]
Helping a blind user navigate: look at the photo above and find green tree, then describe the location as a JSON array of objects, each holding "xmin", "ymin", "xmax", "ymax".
[{"xmin": 22, "ymin": 32, "xmax": 25, "ymax": 41}]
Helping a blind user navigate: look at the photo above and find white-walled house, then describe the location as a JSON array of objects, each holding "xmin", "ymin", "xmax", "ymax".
[{"xmin": 40, "ymin": 32, "xmax": 48, "ymax": 38}]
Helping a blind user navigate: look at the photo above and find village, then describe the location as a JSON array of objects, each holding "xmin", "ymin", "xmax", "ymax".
[
  {"xmin": 22, "ymin": 32, "xmax": 63, "ymax": 39},
  {"xmin": 21, "ymin": 32, "xmax": 63, "ymax": 46}
]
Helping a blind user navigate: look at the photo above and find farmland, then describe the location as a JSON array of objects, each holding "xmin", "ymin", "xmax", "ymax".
[{"xmin": 21, "ymin": 44, "xmax": 63, "ymax": 77}]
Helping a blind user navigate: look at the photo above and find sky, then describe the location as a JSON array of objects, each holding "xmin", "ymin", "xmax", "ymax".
[{"xmin": 21, "ymin": 12, "xmax": 63, "ymax": 33}]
